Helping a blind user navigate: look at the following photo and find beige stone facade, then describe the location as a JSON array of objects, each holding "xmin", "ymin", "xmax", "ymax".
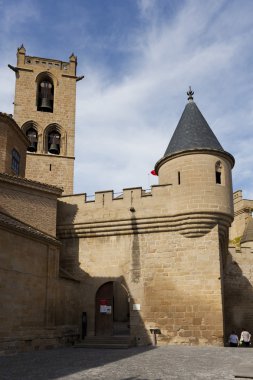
[
  {"xmin": 13, "ymin": 45, "xmax": 78, "ymax": 194},
  {"xmin": 57, "ymin": 147, "xmax": 234, "ymax": 345},
  {"xmin": 0, "ymin": 113, "xmax": 79, "ymax": 354},
  {"xmin": 1, "ymin": 46, "xmax": 253, "ymax": 354},
  {"xmin": 230, "ymin": 190, "xmax": 253, "ymax": 242},
  {"xmin": 224, "ymin": 191, "xmax": 253, "ymax": 336},
  {"xmin": 0, "ymin": 112, "xmax": 28, "ymax": 177}
]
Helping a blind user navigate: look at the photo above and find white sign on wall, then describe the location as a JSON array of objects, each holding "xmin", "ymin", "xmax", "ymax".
[
  {"xmin": 100, "ymin": 305, "xmax": 112, "ymax": 314},
  {"xmin": 100, "ymin": 305, "xmax": 107, "ymax": 313},
  {"xmin": 133, "ymin": 304, "xmax": 141, "ymax": 311}
]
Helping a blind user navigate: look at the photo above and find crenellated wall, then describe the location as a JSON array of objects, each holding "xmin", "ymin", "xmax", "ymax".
[
  {"xmin": 57, "ymin": 179, "xmax": 233, "ymax": 240},
  {"xmin": 57, "ymin": 176, "xmax": 233, "ymax": 346},
  {"xmin": 57, "ymin": 207, "xmax": 225, "ymax": 346}
]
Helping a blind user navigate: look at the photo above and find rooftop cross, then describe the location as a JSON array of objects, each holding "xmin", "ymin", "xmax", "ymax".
[{"xmin": 187, "ymin": 86, "xmax": 194, "ymax": 102}]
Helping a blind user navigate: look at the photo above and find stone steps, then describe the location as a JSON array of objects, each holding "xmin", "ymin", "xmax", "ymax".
[{"xmin": 74, "ymin": 336, "xmax": 135, "ymax": 349}]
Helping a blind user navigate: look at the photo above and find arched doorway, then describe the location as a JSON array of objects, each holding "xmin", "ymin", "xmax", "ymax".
[{"xmin": 95, "ymin": 281, "xmax": 130, "ymax": 336}]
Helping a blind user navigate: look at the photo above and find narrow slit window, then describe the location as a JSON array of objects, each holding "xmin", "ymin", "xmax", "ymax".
[
  {"xmin": 215, "ymin": 161, "xmax": 222, "ymax": 184},
  {"xmin": 11, "ymin": 149, "xmax": 20, "ymax": 175},
  {"xmin": 216, "ymin": 171, "xmax": 221, "ymax": 184},
  {"xmin": 178, "ymin": 171, "xmax": 181, "ymax": 185}
]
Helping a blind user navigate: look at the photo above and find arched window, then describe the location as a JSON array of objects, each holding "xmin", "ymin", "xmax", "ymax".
[
  {"xmin": 44, "ymin": 124, "xmax": 66, "ymax": 155},
  {"xmin": 11, "ymin": 149, "xmax": 20, "ymax": 175},
  {"xmin": 48, "ymin": 130, "xmax": 61, "ymax": 155},
  {"xmin": 37, "ymin": 77, "xmax": 54, "ymax": 112},
  {"xmin": 26, "ymin": 127, "xmax": 38, "ymax": 152},
  {"xmin": 215, "ymin": 161, "xmax": 222, "ymax": 184}
]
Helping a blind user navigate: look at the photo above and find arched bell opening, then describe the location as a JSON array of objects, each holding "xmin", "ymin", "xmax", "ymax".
[
  {"xmin": 95, "ymin": 281, "xmax": 130, "ymax": 336},
  {"xmin": 44, "ymin": 124, "xmax": 66, "ymax": 156},
  {"xmin": 36, "ymin": 76, "xmax": 54, "ymax": 113},
  {"xmin": 47, "ymin": 130, "xmax": 61, "ymax": 155},
  {"xmin": 21, "ymin": 121, "xmax": 41, "ymax": 153},
  {"xmin": 26, "ymin": 127, "xmax": 38, "ymax": 152}
]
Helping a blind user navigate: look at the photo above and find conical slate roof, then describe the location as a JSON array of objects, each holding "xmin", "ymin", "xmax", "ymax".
[
  {"xmin": 164, "ymin": 100, "xmax": 224, "ymax": 158},
  {"xmin": 241, "ymin": 218, "xmax": 253, "ymax": 243}
]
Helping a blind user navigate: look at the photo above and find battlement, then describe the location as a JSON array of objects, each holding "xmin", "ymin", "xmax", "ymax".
[
  {"xmin": 24, "ymin": 56, "xmax": 71, "ymax": 72},
  {"xmin": 60, "ymin": 184, "xmax": 172, "ymax": 207},
  {"xmin": 233, "ymin": 190, "xmax": 242, "ymax": 203},
  {"xmin": 16, "ymin": 45, "xmax": 77, "ymax": 76},
  {"xmin": 58, "ymin": 177, "xmax": 234, "ymax": 230}
]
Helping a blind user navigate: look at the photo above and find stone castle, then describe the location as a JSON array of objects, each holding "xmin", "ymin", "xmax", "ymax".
[{"xmin": 1, "ymin": 46, "xmax": 253, "ymax": 353}]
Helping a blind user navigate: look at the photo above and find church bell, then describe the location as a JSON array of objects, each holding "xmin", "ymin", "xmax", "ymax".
[
  {"xmin": 27, "ymin": 128, "xmax": 37, "ymax": 152},
  {"xmin": 40, "ymin": 97, "xmax": 52, "ymax": 110},
  {"xmin": 39, "ymin": 81, "xmax": 53, "ymax": 111},
  {"xmin": 48, "ymin": 132, "xmax": 60, "ymax": 155}
]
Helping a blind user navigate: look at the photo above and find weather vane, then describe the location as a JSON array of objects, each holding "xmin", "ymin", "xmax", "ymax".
[{"xmin": 187, "ymin": 86, "xmax": 194, "ymax": 101}]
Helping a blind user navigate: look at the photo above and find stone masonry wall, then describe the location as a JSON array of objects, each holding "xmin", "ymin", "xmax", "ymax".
[
  {"xmin": 223, "ymin": 244, "xmax": 253, "ymax": 340},
  {"xmin": 0, "ymin": 224, "xmax": 79, "ymax": 354},
  {"xmin": 57, "ymin": 179, "xmax": 228, "ymax": 346},
  {"xmin": 55, "ymin": 278, "xmax": 80, "ymax": 326},
  {"xmin": 0, "ymin": 178, "xmax": 59, "ymax": 236},
  {"xmin": 0, "ymin": 122, "xmax": 8, "ymax": 173},
  {"xmin": 56, "ymin": 147, "xmax": 234, "ymax": 346},
  {"xmin": 25, "ymin": 154, "xmax": 74, "ymax": 195},
  {"xmin": 229, "ymin": 190, "xmax": 253, "ymax": 242},
  {"xmin": 13, "ymin": 48, "xmax": 77, "ymax": 194},
  {"xmin": 158, "ymin": 153, "xmax": 234, "ymax": 216},
  {"xmin": 59, "ymin": 224, "xmax": 224, "ymax": 346},
  {"xmin": 0, "ymin": 119, "xmax": 27, "ymax": 177},
  {"xmin": 0, "ymin": 227, "xmax": 57, "ymax": 352}
]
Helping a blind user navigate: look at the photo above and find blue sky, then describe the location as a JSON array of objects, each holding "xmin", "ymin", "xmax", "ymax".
[{"xmin": 1, "ymin": 0, "xmax": 253, "ymax": 198}]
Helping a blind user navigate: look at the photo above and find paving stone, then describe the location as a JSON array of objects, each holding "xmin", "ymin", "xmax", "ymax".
[{"xmin": 0, "ymin": 345, "xmax": 253, "ymax": 380}]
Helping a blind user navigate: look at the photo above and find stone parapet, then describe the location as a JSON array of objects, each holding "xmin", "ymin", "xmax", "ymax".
[
  {"xmin": 57, "ymin": 211, "xmax": 232, "ymax": 239},
  {"xmin": 58, "ymin": 182, "xmax": 233, "ymax": 233}
]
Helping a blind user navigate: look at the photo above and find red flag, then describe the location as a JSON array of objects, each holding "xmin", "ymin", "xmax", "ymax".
[{"xmin": 150, "ymin": 169, "xmax": 158, "ymax": 176}]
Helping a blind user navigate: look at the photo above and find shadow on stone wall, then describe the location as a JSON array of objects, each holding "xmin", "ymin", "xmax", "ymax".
[
  {"xmin": 57, "ymin": 202, "xmax": 79, "ymax": 275},
  {"xmin": 223, "ymin": 248, "xmax": 253, "ymax": 342},
  {"xmin": 130, "ymin": 210, "xmax": 141, "ymax": 283},
  {"xmin": 56, "ymin": 201, "xmax": 152, "ymax": 346}
]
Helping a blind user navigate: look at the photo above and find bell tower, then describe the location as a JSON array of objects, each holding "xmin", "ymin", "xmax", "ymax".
[{"xmin": 10, "ymin": 45, "xmax": 83, "ymax": 194}]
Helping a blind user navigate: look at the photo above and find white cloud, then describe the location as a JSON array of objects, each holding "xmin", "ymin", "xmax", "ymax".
[
  {"xmin": 0, "ymin": 0, "xmax": 40, "ymax": 113},
  {"xmin": 137, "ymin": 0, "xmax": 156, "ymax": 17},
  {"xmin": 74, "ymin": 0, "xmax": 253, "ymax": 197},
  {"xmin": 0, "ymin": 0, "xmax": 39, "ymax": 33},
  {"xmin": 1, "ymin": 0, "xmax": 253, "ymax": 201}
]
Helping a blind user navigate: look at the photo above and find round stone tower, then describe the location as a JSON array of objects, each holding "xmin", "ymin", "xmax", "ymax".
[{"xmin": 155, "ymin": 88, "xmax": 235, "ymax": 238}]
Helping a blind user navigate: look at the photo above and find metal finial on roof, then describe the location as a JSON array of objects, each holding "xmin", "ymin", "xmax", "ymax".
[{"xmin": 187, "ymin": 86, "xmax": 194, "ymax": 102}]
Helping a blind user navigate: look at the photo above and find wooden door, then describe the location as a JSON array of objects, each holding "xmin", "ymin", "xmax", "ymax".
[{"xmin": 95, "ymin": 282, "xmax": 113, "ymax": 336}]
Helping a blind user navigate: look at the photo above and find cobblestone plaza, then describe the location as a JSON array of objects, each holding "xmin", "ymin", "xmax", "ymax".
[{"xmin": 1, "ymin": 345, "xmax": 253, "ymax": 380}]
